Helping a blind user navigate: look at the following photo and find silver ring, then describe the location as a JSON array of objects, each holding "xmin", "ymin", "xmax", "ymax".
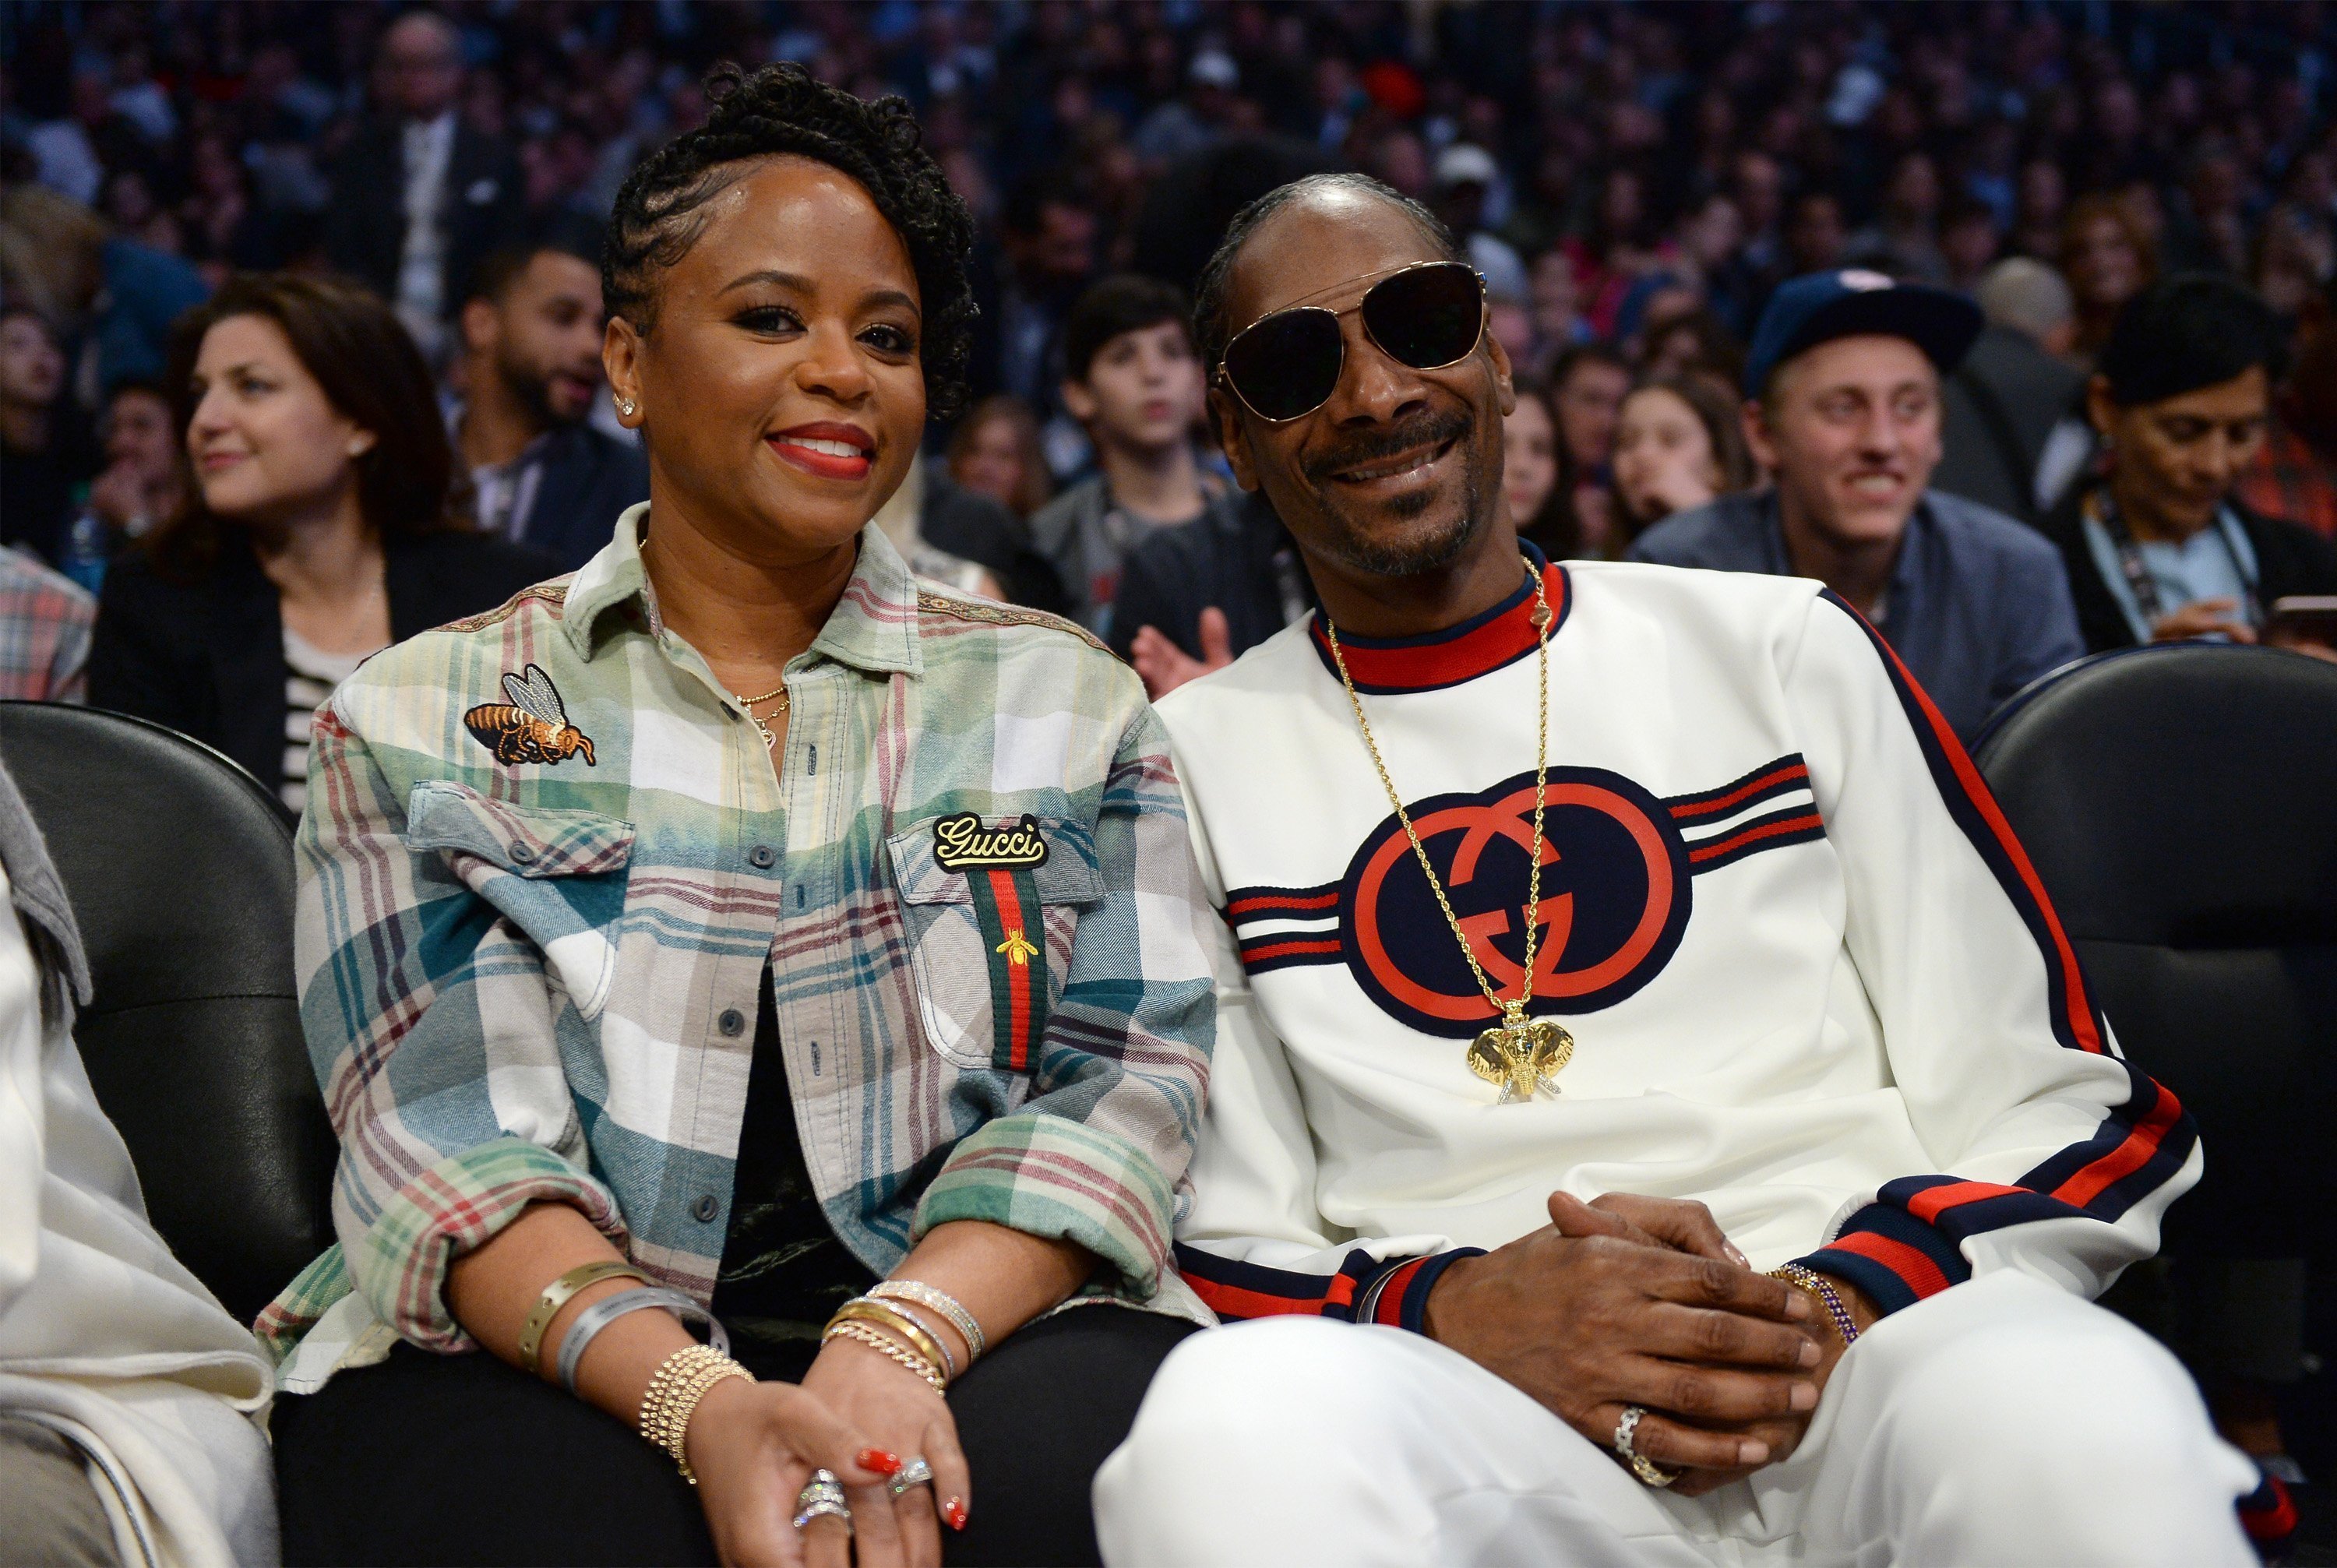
[
  {"xmin": 1613, "ymin": 1404, "xmax": 1679, "ymax": 1489},
  {"xmin": 792, "ymin": 1498, "xmax": 851, "ymax": 1530},
  {"xmin": 887, "ymin": 1455, "xmax": 936, "ymax": 1497}
]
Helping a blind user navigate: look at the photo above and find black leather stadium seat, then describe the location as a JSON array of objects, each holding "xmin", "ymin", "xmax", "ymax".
[
  {"xmin": 1973, "ymin": 646, "xmax": 2337, "ymax": 1259},
  {"xmin": 0, "ymin": 701, "xmax": 335, "ymax": 1324}
]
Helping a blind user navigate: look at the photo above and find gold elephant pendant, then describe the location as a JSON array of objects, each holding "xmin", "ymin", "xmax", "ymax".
[{"xmin": 1466, "ymin": 1017, "xmax": 1575, "ymax": 1103}]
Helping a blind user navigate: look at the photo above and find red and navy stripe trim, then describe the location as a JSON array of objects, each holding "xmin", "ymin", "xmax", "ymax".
[
  {"xmin": 1175, "ymin": 1242, "xmax": 1484, "ymax": 1331},
  {"xmin": 1225, "ymin": 881, "xmax": 1346, "ymax": 974},
  {"xmin": 1662, "ymin": 754, "xmax": 1828, "ymax": 873},
  {"xmin": 1308, "ymin": 551, "xmax": 1570, "ymax": 694},
  {"xmin": 1684, "ymin": 805, "xmax": 1828, "ymax": 871},
  {"xmin": 1792, "ymin": 593, "xmax": 2196, "ymax": 1316},
  {"xmin": 1666, "ymin": 756, "xmax": 1811, "ymax": 820}
]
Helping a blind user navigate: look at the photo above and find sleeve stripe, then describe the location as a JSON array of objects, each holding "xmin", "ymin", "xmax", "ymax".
[
  {"xmin": 1818, "ymin": 590, "xmax": 2105, "ymax": 1055},
  {"xmin": 1174, "ymin": 1242, "xmax": 1372, "ymax": 1321},
  {"xmin": 2048, "ymin": 1068, "xmax": 2191, "ymax": 1209},
  {"xmin": 1796, "ymin": 596, "xmax": 2201, "ymax": 1315},
  {"xmin": 1819, "ymin": 1230, "xmax": 1955, "ymax": 1298},
  {"xmin": 1666, "ymin": 756, "xmax": 1811, "ymax": 818}
]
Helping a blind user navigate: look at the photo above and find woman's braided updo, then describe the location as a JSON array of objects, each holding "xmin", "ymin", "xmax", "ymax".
[{"xmin": 603, "ymin": 62, "xmax": 978, "ymax": 418}]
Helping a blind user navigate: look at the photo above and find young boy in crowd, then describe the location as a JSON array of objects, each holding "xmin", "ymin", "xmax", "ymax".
[{"xmin": 1028, "ymin": 275, "xmax": 1225, "ymax": 639}]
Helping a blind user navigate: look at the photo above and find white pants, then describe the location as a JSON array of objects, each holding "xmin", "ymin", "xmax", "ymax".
[{"xmin": 1094, "ymin": 1271, "xmax": 2255, "ymax": 1567}]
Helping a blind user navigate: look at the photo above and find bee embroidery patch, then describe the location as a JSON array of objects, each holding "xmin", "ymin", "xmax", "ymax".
[{"xmin": 464, "ymin": 664, "xmax": 597, "ymax": 767}]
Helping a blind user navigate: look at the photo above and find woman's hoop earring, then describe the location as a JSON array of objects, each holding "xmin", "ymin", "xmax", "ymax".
[{"xmin": 615, "ymin": 396, "xmax": 638, "ymax": 418}]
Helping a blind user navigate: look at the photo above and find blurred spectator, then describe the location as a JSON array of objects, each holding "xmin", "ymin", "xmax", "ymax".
[
  {"xmin": 1607, "ymin": 375, "xmax": 1757, "ymax": 548},
  {"xmin": 449, "ymin": 227, "xmax": 647, "ymax": 570},
  {"xmin": 1501, "ymin": 377, "xmax": 1574, "ymax": 558},
  {"xmin": 1632, "ymin": 271, "xmax": 2083, "ymax": 740},
  {"xmin": 0, "ymin": 547, "xmax": 94, "ymax": 701},
  {"xmin": 1525, "ymin": 248, "xmax": 1590, "ymax": 372},
  {"xmin": 60, "ymin": 377, "xmax": 185, "ymax": 596},
  {"xmin": 325, "ymin": 11, "xmax": 523, "ymax": 361},
  {"xmin": 1637, "ymin": 307, "xmax": 1746, "ymax": 388},
  {"xmin": 1937, "ymin": 259, "xmax": 2088, "ymax": 527},
  {"xmin": 90, "ymin": 275, "xmax": 553, "ymax": 813},
  {"xmin": 0, "ymin": 308, "xmax": 97, "ymax": 568},
  {"xmin": 1849, "ymin": 151, "xmax": 1949, "ymax": 285},
  {"xmin": 0, "ymin": 182, "xmax": 208, "ymax": 393},
  {"xmin": 2046, "ymin": 275, "xmax": 2337, "ymax": 657},
  {"xmin": 2061, "ymin": 195, "xmax": 2159, "ymax": 363},
  {"xmin": 1114, "ymin": 488, "xmax": 1309, "ymax": 698},
  {"xmin": 975, "ymin": 168, "xmax": 1102, "ymax": 432},
  {"xmin": 1029, "ymin": 275, "xmax": 1222, "ymax": 636},
  {"xmin": 1782, "ymin": 189, "xmax": 1850, "ymax": 280},
  {"xmin": 1432, "ymin": 144, "xmax": 1528, "ymax": 304},
  {"xmin": 945, "ymin": 394, "xmax": 1055, "ymax": 520},
  {"xmin": 1546, "ymin": 343, "xmax": 1631, "ymax": 555},
  {"xmin": 2234, "ymin": 274, "xmax": 2337, "ymax": 540}
]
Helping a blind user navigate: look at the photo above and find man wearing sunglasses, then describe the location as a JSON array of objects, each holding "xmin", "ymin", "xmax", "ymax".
[{"xmin": 1093, "ymin": 174, "xmax": 2252, "ymax": 1566}]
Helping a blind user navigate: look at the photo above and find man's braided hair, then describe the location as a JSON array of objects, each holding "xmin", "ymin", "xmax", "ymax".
[{"xmin": 602, "ymin": 62, "xmax": 977, "ymax": 418}]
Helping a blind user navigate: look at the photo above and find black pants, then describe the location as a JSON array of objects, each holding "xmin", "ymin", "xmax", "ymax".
[{"xmin": 273, "ymin": 1306, "xmax": 1196, "ymax": 1567}]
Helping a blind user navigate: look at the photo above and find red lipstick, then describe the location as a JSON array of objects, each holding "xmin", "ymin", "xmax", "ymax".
[{"xmin": 767, "ymin": 421, "xmax": 876, "ymax": 481}]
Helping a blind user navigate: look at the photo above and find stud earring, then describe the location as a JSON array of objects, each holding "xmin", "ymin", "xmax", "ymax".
[{"xmin": 615, "ymin": 396, "xmax": 637, "ymax": 418}]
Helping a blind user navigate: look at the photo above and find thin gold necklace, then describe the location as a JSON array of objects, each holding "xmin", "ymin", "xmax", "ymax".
[
  {"xmin": 1324, "ymin": 555, "xmax": 1575, "ymax": 1101},
  {"xmin": 733, "ymin": 682, "xmax": 791, "ymax": 751}
]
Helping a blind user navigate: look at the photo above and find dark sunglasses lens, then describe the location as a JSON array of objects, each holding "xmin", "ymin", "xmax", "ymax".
[
  {"xmin": 1362, "ymin": 264, "xmax": 1484, "ymax": 369},
  {"xmin": 1224, "ymin": 309, "xmax": 1343, "ymax": 421}
]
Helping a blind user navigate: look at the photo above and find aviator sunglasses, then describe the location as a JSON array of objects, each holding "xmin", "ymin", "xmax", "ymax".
[{"xmin": 1215, "ymin": 261, "xmax": 1489, "ymax": 423}]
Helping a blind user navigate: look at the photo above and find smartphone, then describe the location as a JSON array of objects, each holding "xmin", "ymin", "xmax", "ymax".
[{"xmin": 2265, "ymin": 596, "xmax": 2337, "ymax": 648}]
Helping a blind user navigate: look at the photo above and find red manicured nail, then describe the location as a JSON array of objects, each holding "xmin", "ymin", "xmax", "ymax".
[
  {"xmin": 858, "ymin": 1448, "xmax": 902, "ymax": 1475},
  {"xmin": 943, "ymin": 1497, "xmax": 969, "ymax": 1531}
]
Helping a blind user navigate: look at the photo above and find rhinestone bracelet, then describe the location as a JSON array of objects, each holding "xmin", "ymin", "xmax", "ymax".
[
  {"xmin": 869, "ymin": 1278, "xmax": 987, "ymax": 1362},
  {"xmin": 1768, "ymin": 1263, "xmax": 1861, "ymax": 1347}
]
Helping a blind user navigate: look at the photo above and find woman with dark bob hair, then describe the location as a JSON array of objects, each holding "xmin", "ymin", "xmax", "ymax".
[
  {"xmin": 263, "ymin": 63, "xmax": 1216, "ymax": 1568},
  {"xmin": 88, "ymin": 273, "xmax": 556, "ymax": 811}
]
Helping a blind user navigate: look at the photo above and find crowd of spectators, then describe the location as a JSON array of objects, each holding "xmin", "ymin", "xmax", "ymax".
[{"xmin": 2, "ymin": 0, "xmax": 2334, "ymax": 704}]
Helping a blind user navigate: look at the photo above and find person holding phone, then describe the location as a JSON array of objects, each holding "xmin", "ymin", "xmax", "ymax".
[{"xmin": 2044, "ymin": 274, "xmax": 2337, "ymax": 660}]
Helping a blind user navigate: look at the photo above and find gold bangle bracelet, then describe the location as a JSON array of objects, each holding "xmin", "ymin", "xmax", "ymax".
[
  {"xmin": 827, "ymin": 1298, "xmax": 952, "ymax": 1379},
  {"xmin": 518, "ymin": 1260, "xmax": 650, "ymax": 1376},
  {"xmin": 880, "ymin": 1298, "xmax": 961, "ymax": 1380},
  {"xmin": 823, "ymin": 1319, "xmax": 945, "ymax": 1392}
]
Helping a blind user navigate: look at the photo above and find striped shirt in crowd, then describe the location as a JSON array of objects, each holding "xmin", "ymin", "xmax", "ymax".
[{"xmin": 280, "ymin": 629, "xmax": 377, "ymax": 813}]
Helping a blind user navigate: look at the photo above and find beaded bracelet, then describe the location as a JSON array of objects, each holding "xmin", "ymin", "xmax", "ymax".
[
  {"xmin": 1769, "ymin": 1263, "xmax": 1861, "ymax": 1347},
  {"xmin": 823, "ymin": 1319, "xmax": 945, "ymax": 1392},
  {"xmin": 869, "ymin": 1279, "xmax": 987, "ymax": 1362},
  {"xmin": 638, "ymin": 1343, "xmax": 754, "ymax": 1484}
]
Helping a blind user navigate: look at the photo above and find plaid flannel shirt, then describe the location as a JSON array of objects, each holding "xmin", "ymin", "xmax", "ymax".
[
  {"xmin": 259, "ymin": 509, "xmax": 1217, "ymax": 1381},
  {"xmin": 2233, "ymin": 414, "xmax": 2337, "ymax": 541},
  {"xmin": 0, "ymin": 546, "xmax": 94, "ymax": 702}
]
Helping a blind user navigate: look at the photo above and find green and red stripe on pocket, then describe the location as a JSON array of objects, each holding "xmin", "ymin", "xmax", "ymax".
[{"xmin": 964, "ymin": 864, "xmax": 1049, "ymax": 1073}]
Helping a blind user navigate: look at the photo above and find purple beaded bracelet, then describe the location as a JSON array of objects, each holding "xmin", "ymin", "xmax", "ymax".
[{"xmin": 1770, "ymin": 1263, "xmax": 1861, "ymax": 1346}]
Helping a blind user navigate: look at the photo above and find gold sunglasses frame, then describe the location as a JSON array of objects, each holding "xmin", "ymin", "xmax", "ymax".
[{"xmin": 1214, "ymin": 261, "xmax": 1489, "ymax": 424}]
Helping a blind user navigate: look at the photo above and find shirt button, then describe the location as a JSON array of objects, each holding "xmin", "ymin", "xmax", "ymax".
[
  {"xmin": 508, "ymin": 841, "xmax": 535, "ymax": 863},
  {"xmin": 717, "ymin": 1008, "xmax": 746, "ymax": 1037},
  {"xmin": 749, "ymin": 844, "xmax": 777, "ymax": 869},
  {"xmin": 692, "ymin": 1194, "xmax": 719, "ymax": 1223}
]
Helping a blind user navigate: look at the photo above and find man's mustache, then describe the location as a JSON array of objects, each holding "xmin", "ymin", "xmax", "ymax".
[{"xmin": 1302, "ymin": 407, "xmax": 1475, "ymax": 484}]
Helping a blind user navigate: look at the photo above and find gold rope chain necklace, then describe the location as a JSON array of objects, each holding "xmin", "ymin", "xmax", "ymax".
[
  {"xmin": 733, "ymin": 683, "xmax": 791, "ymax": 751},
  {"xmin": 1323, "ymin": 555, "xmax": 1575, "ymax": 1102}
]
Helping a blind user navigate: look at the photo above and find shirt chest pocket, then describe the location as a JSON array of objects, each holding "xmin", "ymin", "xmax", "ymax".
[
  {"xmin": 405, "ymin": 781, "xmax": 636, "ymax": 1022},
  {"xmin": 885, "ymin": 814, "xmax": 1104, "ymax": 1073}
]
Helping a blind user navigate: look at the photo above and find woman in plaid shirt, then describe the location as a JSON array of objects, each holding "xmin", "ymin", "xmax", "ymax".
[{"xmin": 264, "ymin": 66, "xmax": 1218, "ymax": 1568}]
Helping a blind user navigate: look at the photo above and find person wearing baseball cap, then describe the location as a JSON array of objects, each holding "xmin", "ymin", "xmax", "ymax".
[{"xmin": 1630, "ymin": 268, "xmax": 2085, "ymax": 738}]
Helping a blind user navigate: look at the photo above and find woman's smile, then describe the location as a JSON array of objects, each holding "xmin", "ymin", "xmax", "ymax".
[{"xmin": 767, "ymin": 420, "xmax": 876, "ymax": 481}]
